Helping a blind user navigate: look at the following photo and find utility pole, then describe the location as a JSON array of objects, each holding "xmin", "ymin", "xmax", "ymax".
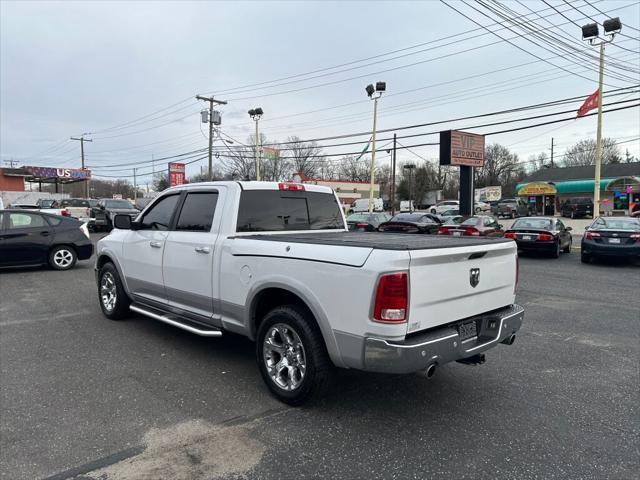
[
  {"xmin": 550, "ymin": 137, "xmax": 554, "ymax": 168},
  {"xmin": 133, "ymin": 168, "xmax": 137, "ymax": 202},
  {"xmin": 391, "ymin": 133, "xmax": 397, "ymax": 216},
  {"xmin": 196, "ymin": 95, "xmax": 227, "ymax": 181},
  {"xmin": 70, "ymin": 136, "xmax": 92, "ymax": 198}
]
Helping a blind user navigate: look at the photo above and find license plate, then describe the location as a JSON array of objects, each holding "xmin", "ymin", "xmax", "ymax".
[
  {"xmin": 453, "ymin": 231, "xmax": 462, "ymax": 237},
  {"xmin": 458, "ymin": 320, "xmax": 477, "ymax": 341},
  {"xmin": 522, "ymin": 235, "xmax": 532, "ymax": 240},
  {"xmin": 609, "ymin": 238, "xmax": 621, "ymax": 244}
]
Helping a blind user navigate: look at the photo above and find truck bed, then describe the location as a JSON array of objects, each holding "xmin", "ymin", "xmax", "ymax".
[{"xmin": 238, "ymin": 232, "xmax": 512, "ymax": 250}]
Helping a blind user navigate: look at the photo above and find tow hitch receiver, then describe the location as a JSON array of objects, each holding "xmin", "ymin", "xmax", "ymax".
[{"xmin": 456, "ymin": 354, "xmax": 486, "ymax": 365}]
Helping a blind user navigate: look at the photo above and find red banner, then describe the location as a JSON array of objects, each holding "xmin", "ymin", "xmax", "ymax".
[
  {"xmin": 577, "ymin": 90, "xmax": 599, "ymax": 117},
  {"xmin": 168, "ymin": 162, "xmax": 186, "ymax": 187}
]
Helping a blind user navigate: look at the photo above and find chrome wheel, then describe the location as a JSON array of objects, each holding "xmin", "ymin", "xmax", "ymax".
[
  {"xmin": 263, "ymin": 323, "xmax": 306, "ymax": 391},
  {"xmin": 100, "ymin": 272, "xmax": 117, "ymax": 312},
  {"xmin": 53, "ymin": 249, "xmax": 74, "ymax": 268}
]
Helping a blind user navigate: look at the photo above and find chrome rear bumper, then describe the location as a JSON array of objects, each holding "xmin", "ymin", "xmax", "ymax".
[{"xmin": 363, "ymin": 304, "xmax": 524, "ymax": 374}]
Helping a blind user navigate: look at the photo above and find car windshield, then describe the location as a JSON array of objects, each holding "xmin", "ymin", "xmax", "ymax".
[
  {"xmin": 390, "ymin": 214, "xmax": 424, "ymax": 222},
  {"xmin": 105, "ymin": 200, "xmax": 134, "ymax": 209},
  {"xmin": 513, "ymin": 218, "xmax": 553, "ymax": 229},
  {"xmin": 592, "ymin": 218, "xmax": 640, "ymax": 230},
  {"xmin": 460, "ymin": 217, "xmax": 480, "ymax": 226}
]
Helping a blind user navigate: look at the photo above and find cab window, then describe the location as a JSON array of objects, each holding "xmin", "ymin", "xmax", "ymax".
[
  {"xmin": 175, "ymin": 192, "xmax": 218, "ymax": 232},
  {"xmin": 139, "ymin": 194, "xmax": 180, "ymax": 231}
]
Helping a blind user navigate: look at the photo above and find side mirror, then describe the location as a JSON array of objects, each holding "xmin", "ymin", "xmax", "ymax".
[
  {"xmin": 113, "ymin": 214, "xmax": 132, "ymax": 230},
  {"xmin": 100, "ymin": 205, "xmax": 105, "ymax": 210},
  {"xmin": 566, "ymin": 226, "xmax": 572, "ymax": 232}
]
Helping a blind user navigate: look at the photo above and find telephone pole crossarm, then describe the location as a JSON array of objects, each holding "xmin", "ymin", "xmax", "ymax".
[{"xmin": 196, "ymin": 95, "xmax": 228, "ymax": 181}]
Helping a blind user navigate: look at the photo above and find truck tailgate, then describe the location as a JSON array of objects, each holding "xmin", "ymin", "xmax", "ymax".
[{"xmin": 406, "ymin": 241, "xmax": 517, "ymax": 334}]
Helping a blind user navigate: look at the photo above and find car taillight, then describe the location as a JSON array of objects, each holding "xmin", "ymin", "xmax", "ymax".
[
  {"xmin": 465, "ymin": 228, "xmax": 480, "ymax": 236},
  {"xmin": 537, "ymin": 233, "xmax": 554, "ymax": 241},
  {"xmin": 630, "ymin": 233, "xmax": 640, "ymax": 242},
  {"xmin": 504, "ymin": 231, "xmax": 517, "ymax": 239},
  {"xmin": 373, "ymin": 272, "xmax": 408, "ymax": 323},
  {"xmin": 438, "ymin": 227, "xmax": 450, "ymax": 235},
  {"xmin": 356, "ymin": 223, "xmax": 368, "ymax": 230},
  {"xmin": 585, "ymin": 231, "xmax": 600, "ymax": 240},
  {"xmin": 61, "ymin": 208, "xmax": 70, "ymax": 217},
  {"xmin": 278, "ymin": 182, "xmax": 305, "ymax": 191}
]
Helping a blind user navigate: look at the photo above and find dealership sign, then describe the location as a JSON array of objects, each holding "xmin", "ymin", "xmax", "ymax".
[
  {"xmin": 439, "ymin": 130, "xmax": 485, "ymax": 167},
  {"xmin": 517, "ymin": 182, "xmax": 557, "ymax": 196},
  {"xmin": 25, "ymin": 166, "xmax": 91, "ymax": 180},
  {"xmin": 168, "ymin": 162, "xmax": 186, "ymax": 187}
]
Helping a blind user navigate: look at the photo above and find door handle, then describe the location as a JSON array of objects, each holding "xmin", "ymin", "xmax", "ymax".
[
  {"xmin": 149, "ymin": 241, "xmax": 163, "ymax": 248},
  {"xmin": 40, "ymin": 231, "xmax": 51, "ymax": 237},
  {"xmin": 194, "ymin": 246, "xmax": 210, "ymax": 254}
]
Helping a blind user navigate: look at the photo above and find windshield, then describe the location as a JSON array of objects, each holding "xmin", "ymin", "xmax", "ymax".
[
  {"xmin": 346, "ymin": 214, "xmax": 375, "ymax": 223},
  {"xmin": 592, "ymin": 218, "xmax": 640, "ymax": 230},
  {"xmin": 513, "ymin": 218, "xmax": 553, "ymax": 229},
  {"xmin": 105, "ymin": 200, "xmax": 134, "ymax": 209},
  {"xmin": 390, "ymin": 214, "xmax": 425, "ymax": 222},
  {"xmin": 460, "ymin": 217, "xmax": 480, "ymax": 226}
]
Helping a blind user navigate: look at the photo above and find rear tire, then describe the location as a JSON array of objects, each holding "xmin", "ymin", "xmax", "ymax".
[
  {"xmin": 98, "ymin": 262, "xmax": 130, "ymax": 320},
  {"xmin": 562, "ymin": 237, "xmax": 572, "ymax": 253},
  {"xmin": 256, "ymin": 305, "xmax": 334, "ymax": 406},
  {"xmin": 551, "ymin": 241, "xmax": 560, "ymax": 258},
  {"xmin": 49, "ymin": 246, "xmax": 77, "ymax": 270}
]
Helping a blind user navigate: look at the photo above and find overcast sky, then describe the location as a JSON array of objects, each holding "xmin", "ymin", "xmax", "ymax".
[{"xmin": 1, "ymin": 0, "xmax": 639, "ymax": 183}]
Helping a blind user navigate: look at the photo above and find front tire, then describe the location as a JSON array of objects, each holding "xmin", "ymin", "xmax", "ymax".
[
  {"xmin": 49, "ymin": 246, "xmax": 77, "ymax": 270},
  {"xmin": 98, "ymin": 262, "xmax": 130, "ymax": 320},
  {"xmin": 256, "ymin": 305, "xmax": 334, "ymax": 406},
  {"xmin": 563, "ymin": 237, "xmax": 572, "ymax": 253}
]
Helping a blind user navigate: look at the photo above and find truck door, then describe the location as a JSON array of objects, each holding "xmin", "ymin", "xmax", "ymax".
[
  {"xmin": 162, "ymin": 189, "xmax": 222, "ymax": 320},
  {"xmin": 120, "ymin": 193, "xmax": 181, "ymax": 304}
]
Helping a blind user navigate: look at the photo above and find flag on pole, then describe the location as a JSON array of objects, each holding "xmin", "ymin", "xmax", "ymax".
[
  {"xmin": 354, "ymin": 136, "xmax": 372, "ymax": 161},
  {"xmin": 576, "ymin": 89, "xmax": 599, "ymax": 117}
]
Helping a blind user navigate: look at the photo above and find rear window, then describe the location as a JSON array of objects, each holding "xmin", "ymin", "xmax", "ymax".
[
  {"xmin": 592, "ymin": 218, "xmax": 640, "ymax": 230},
  {"xmin": 236, "ymin": 190, "xmax": 343, "ymax": 232},
  {"xmin": 460, "ymin": 217, "xmax": 480, "ymax": 226},
  {"xmin": 513, "ymin": 218, "xmax": 553, "ymax": 229},
  {"xmin": 105, "ymin": 200, "xmax": 134, "ymax": 209}
]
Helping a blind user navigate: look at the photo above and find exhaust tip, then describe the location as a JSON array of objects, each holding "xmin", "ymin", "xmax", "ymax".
[{"xmin": 425, "ymin": 363, "xmax": 437, "ymax": 379}]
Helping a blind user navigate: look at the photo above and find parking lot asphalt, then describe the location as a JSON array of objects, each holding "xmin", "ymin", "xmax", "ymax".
[{"xmin": 1, "ymin": 234, "xmax": 638, "ymax": 480}]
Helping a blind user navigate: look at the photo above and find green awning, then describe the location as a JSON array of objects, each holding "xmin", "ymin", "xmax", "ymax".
[{"xmin": 516, "ymin": 178, "xmax": 616, "ymax": 194}]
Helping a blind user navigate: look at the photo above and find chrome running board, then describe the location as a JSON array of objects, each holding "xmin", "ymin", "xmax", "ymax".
[{"xmin": 130, "ymin": 304, "xmax": 223, "ymax": 337}]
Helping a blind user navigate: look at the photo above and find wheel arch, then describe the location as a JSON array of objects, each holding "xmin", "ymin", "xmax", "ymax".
[
  {"xmin": 95, "ymin": 252, "xmax": 132, "ymax": 296},
  {"xmin": 246, "ymin": 282, "xmax": 344, "ymax": 368}
]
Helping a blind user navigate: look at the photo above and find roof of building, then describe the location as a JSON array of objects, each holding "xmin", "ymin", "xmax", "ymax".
[
  {"xmin": 0, "ymin": 167, "xmax": 31, "ymax": 177},
  {"xmin": 521, "ymin": 162, "xmax": 640, "ymax": 183}
]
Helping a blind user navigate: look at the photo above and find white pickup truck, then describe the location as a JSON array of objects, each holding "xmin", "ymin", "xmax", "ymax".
[{"xmin": 95, "ymin": 181, "xmax": 523, "ymax": 404}]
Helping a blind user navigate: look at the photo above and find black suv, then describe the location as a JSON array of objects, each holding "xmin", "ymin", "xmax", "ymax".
[{"xmin": 560, "ymin": 198, "xmax": 593, "ymax": 219}]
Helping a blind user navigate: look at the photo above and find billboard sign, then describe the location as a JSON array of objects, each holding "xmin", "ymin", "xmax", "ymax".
[
  {"xmin": 439, "ymin": 130, "xmax": 485, "ymax": 167},
  {"xmin": 25, "ymin": 166, "xmax": 91, "ymax": 180},
  {"xmin": 168, "ymin": 162, "xmax": 186, "ymax": 187},
  {"xmin": 263, "ymin": 147, "xmax": 279, "ymax": 160}
]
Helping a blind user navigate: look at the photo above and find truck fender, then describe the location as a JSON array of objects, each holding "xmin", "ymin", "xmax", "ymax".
[
  {"xmin": 245, "ymin": 278, "xmax": 346, "ymax": 369},
  {"xmin": 95, "ymin": 251, "xmax": 132, "ymax": 297}
]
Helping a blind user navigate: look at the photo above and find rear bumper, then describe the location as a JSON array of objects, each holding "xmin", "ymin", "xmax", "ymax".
[
  {"xmin": 515, "ymin": 240, "xmax": 556, "ymax": 251},
  {"xmin": 582, "ymin": 241, "xmax": 640, "ymax": 257},
  {"xmin": 361, "ymin": 304, "xmax": 524, "ymax": 374}
]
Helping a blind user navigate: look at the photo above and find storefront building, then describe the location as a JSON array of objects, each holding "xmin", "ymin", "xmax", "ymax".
[
  {"xmin": 516, "ymin": 162, "xmax": 640, "ymax": 215},
  {"xmin": 291, "ymin": 172, "xmax": 380, "ymax": 206}
]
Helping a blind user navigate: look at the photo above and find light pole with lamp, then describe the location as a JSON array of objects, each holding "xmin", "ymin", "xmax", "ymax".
[
  {"xmin": 580, "ymin": 17, "xmax": 622, "ymax": 218},
  {"xmin": 248, "ymin": 108, "xmax": 264, "ymax": 181},
  {"xmin": 365, "ymin": 82, "xmax": 386, "ymax": 213}
]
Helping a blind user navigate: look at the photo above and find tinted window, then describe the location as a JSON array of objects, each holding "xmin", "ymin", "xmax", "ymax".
[
  {"xmin": 461, "ymin": 217, "xmax": 480, "ymax": 226},
  {"xmin": 390, "ymin": 214, "xmax": 424, "ymax": 222},
  {"xmin": 176, "ymin": 192, "xmax": 218, "ymax": 232},
  {"xmin": 105, "ymin": 200, "xmax": 134, "ymax": 209},
  {"xmin": 7, "ymin": 212, "xmax": 47, "ymax": 229},
  {"xmin": 140, "ymin": 195, "xmax": 180, "ymax": 231},
  {"xmin": 237, "ymin": 191, "xmax": 343, "ymax": 232},
  {"xmin": 513, "ymin": 218, "xmax": 553, "ymax": 229},
  {"xmin": 592, "ymin": 218, "xmax": 640, "ymax": 230}
]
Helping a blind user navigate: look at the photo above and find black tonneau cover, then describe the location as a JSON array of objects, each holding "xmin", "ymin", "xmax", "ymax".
[{"xmin": 237, "ymin": 232, "xmax": 512, "ymax": 251}]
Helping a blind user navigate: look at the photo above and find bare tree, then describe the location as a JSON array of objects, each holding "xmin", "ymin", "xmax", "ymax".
[
  {"xmin": 337, "ymin": 155, "xmax": 370, "ymax": 182},
  {"xmin": 562, "ymin": 138, "xmax": 621, "ymax": 167},
  {"xmin": 476, "ymin": 143, "xmax": 520, "ymax": 188},
  {"xmin": 284, "ymin": 136, "xmax": 322, "ymax": 178}
]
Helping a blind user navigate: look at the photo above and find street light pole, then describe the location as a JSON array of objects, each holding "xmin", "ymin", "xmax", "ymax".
[
  {"xmin": 593, "ymin": 41, "xmax": 605, "ymax": 218},
  {"xmin": 365, "ymin": 82, "xmax": 386, "ymax": 213},
  {"xmin": 248, "ymin": 108, "xmax": 264, "ymax": 181},
  {"xmin": 391, "ymin": 133, "xmax": 397, "ymax": 216}
]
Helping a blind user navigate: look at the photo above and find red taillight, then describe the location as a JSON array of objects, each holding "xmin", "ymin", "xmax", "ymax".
[
  {"xmin": 438, "ymin": 227, "xmax": 450, "ymax": 235},
  {"xmin": 373, "ymin": 272, "xmax": 408, "ymax": 323},
  {"xmin": 504, "ymin": 231, "xmax": 517, "ymax": 239},
  {"xmin": 356, "ymin": 223, "xmax": 368, "ymax": 230},
  {"xmin": 630, "ymin": 233, "xmax": 640, "ymax": 242},
  {"xmin": 585, "ymin": 231, "xmax": 600, "ymax": 240},
  {"xmin": 537, "ymin": 233, "xmax": 554, "ymax": 241},
  {"xmin": 278, "ymin": 182, "xmax": 305, "ymax": 191},
  {"xmin": 465, "ymin": 228, "xmax": 480, "ymax": 236},
  {"xmin": 61, "ymin": 208, "xmax": 70, "ymax": 217}
]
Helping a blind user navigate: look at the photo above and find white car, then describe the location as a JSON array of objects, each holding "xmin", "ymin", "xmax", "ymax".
[
  {"xmin": 475, "ymin": 201, "xmax": 491, "ymax": 213},
  {"xmin": 95, "ymin": 181, "xmax": 523, "ymax": 405},
  {"xmin": 430, "ymin": 200, "xmax": 460, "ymax": 214}
]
